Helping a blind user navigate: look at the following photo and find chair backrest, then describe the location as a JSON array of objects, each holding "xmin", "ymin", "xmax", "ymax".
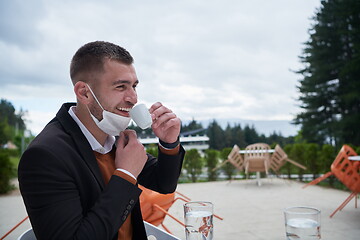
[
  {"xmin": 244, "ymin": 143, "xmax": 271, "ymax": 172},
  {"xmin": 227, "ymin": 145, "xmax": 244, "ymax": 170},
  {"xmin": 269, "ymin": 144, "xmax": 288, "ymax": 172},
  {"xmin": 17, "ymin": 229, "xmax": 36, "ymax": 240},
  {"xmin": 139, "ymin": 185, "xmax": 176, "ymax": 226},
  {"xmin": 244, "ymin": 143, "xmax": 271, "ymax": 160},
  {"xmin": 144, "ymin": 221, "xmax": 181, "ymax": 240},
  {"xmin": 331, "ymin": 145, "xmax": 360, "ymax": 193}
]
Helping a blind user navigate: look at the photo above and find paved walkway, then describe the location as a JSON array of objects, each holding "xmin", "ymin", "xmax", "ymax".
[
  {"xmin": 1, "ymin": 178, "xmax": 359, "ymax": 239},
  {"xmin": 0, "ymin": 184, "xmax": 31, "ymax": 240},
  {"xmin": 164, "ymin": 178, "xmax": 360, "ymax": 240}
]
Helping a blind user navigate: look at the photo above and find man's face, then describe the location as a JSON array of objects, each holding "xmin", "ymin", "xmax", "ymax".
[{"xmin": 89, "ymin": 59, "xmax": 138, "ymax": 119}]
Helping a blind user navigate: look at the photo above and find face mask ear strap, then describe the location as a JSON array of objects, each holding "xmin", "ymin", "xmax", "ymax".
[{"xmin": 86, "ymin": 83, "xmax": 104, "ymax": 111}]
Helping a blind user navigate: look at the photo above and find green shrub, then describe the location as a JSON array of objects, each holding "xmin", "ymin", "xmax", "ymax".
[
  {"xmin": 220, "ymin": 147, "xmax": 237, "ymax": 180},
  {"xmin": 0, "ymin": 151, "xmax": 15, "ymax": 194},
  {"xmin": 184, "ymin": 149, "xmax": 204, "ymax": 182},
  {"xmin": 305, "ymin": 143, "xmax": 320, "ymax": 179},
  {"xmin": 205, "ymin": 149, "xmax": 220, "ymax": 181},
  {"xmin": 146, "ymin": 146, "xmax": 158, "ymax": 158}
]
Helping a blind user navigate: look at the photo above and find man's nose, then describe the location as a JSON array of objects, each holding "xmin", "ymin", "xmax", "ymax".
[{"xmin": 124, "ymin": 88, "xmax": 137, "ymax": 105}]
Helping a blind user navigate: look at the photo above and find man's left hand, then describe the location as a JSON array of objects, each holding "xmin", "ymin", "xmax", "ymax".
[{"xmin": 149, "ymin": 102, "xmax": 180, "ymax": 144}]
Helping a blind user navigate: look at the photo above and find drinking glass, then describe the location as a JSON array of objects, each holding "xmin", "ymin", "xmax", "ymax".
[
  {"xmin": 284, "ymin": 206, "xmax": 321, "ymax": 240},
  {"xmin": 184, "ymin": 201, "xmax": 213, "ymax": 240}
]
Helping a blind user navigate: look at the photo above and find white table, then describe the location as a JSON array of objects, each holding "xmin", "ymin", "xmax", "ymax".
[
  {"xmin": 349, "ymin": 156, "xmax": 360, "ymax": 161},
  {"xmin": 239, "ymin": 149, "xmax": 275, "ymax": 154}
]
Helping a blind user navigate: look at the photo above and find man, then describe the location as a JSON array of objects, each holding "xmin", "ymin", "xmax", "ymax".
[{"xmin": 18, "ymin": 41, "xmax": 185, "ymax": 240}]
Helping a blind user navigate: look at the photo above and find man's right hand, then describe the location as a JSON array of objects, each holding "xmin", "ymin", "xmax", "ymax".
[{"xmin": 115, "ymin": 130, "xmax": 147, "ymax": 178}]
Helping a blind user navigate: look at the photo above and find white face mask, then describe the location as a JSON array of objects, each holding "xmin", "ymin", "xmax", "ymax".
[{"xmin": 86, "ymin": 84, "xmax": 131, "ymax": 136}]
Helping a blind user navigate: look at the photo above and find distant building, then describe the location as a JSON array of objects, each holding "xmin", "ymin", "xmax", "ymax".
[{"xmin": 139, "ymin": 135, "xmax": 209, "ymax": 152}]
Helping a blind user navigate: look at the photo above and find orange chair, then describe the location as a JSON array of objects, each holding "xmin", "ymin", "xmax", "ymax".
[
  {"xmin": 303, "ymin": 145, "xmax": 360, "ymax": 217},
  {"xmin": 139, "ymin": 185, "xmax": 189, "ymax": 233},
  {"xmin": 139, "ymin": 185, "xmax": 224, "ymax": 234}
]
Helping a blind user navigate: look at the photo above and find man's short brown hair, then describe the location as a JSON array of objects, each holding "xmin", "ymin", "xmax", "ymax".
[{"xmin": 70, "ymin": 41, "xmax": 134, "ymax": 84}]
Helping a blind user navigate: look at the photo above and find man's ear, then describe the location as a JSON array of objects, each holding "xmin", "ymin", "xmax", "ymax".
[{"xmin": 74, "ymin": 81, "xmax": 91, "ymax": 104}]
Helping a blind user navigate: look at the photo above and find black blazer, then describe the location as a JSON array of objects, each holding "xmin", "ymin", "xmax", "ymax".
[{"xmin": 18, "ymin": 103, "xmax": 185, "ymax": 240}]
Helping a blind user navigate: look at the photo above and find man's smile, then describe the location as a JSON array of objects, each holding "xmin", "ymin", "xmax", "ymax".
[{"xmin": 117, "ymin": 107, "xmax": 132, "ymax": 116}]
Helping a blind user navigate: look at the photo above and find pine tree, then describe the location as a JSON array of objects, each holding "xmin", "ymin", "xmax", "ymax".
[
  {"xmin": 207, "ymin": 120, "xmax": 225, "ymax": 150},
  {"xmin": 295, "ymin": 0, "xmax": 360, "ymax": 146}
]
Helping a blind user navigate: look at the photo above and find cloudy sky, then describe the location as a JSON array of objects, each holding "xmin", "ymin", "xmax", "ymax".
[{"xmin": 0, "ymin": 0, "xmax": 320, "ymax": 136}]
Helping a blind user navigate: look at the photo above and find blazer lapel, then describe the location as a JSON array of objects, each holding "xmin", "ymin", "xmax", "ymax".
[{"xmin": 56, "ymin": 103, "xmax": 105, "ymax": 190}]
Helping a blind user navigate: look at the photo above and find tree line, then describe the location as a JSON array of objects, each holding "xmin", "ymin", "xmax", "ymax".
[
  {"xmin": 0, "ymin": 99, "xmax": 27, "ymax": 146},
  {"xmin": 181, "ymin": 143, "xmax": 360, "ymax": 184},
  {"xmin": 0, "ymin": 99, "xmax": 30, "ymax": 193},
  {"xmin": 179, "ymin": 119, "xmax": 295, "ymax": 149},
  {"xmin": 179, "ymin": 119, "xmax": 360, "ymax": 184}
]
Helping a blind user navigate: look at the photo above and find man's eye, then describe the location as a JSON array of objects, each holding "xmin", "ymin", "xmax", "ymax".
[{"xmin": 116, "ymin": 85, "xmax": 125, "ymax": 89}]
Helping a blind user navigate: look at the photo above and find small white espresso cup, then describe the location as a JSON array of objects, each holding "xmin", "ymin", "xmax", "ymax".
[{"xmin": 130, "ymin": 103, "xmax": 152, "ymax": 129}]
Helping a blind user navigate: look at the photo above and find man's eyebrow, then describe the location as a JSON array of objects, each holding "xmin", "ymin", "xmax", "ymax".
[{"xmin": 112, "ymin": 79, "xmax": 139, "ymax": 85}]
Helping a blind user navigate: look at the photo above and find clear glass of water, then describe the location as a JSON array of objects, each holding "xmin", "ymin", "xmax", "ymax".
[
  {"xmin": 184, "ymin": 201, "xmax": 213, "ymax": 240},
  {"xmin": 284, "ymin": 206, "xmax": 321, "ymax": 240}
]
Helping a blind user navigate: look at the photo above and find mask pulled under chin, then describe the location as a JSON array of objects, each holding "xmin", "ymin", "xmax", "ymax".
[{"xmin": 91, "ymin": 110, "xmax": 131, "ymax": 136}]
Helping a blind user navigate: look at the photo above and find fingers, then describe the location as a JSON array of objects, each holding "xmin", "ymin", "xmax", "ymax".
[
  {"xmin": 157, "ymin": 114, "xmax": 181, "ymax": 131},
  {"xmin": 153, "ymin": 112, "xmax": 177, "ymax": 128},
  {"xmin": 115, "ymin": 129, "xmax": 147, "ymax": 178},
  {"xmin": 150, "ymin": 102, "xmax": 178, "ymax": 128},
  {"xmin": 118, "ymin": 130, "xmax": 137, "ymax": 148},
  {"xmin": 149, "ymin": 102, "xmax": 181, "ymax": 143},
  {"xmin": 117, "ymin": 131, "xmax": 126, "ymax": 149},
  {"xmin": 149, "ymin": 102, "xmax": 163, "ymax": 114},
  {"xmin": 149, "ymin": 102, "xmax": 172, "ymax": 118}
]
